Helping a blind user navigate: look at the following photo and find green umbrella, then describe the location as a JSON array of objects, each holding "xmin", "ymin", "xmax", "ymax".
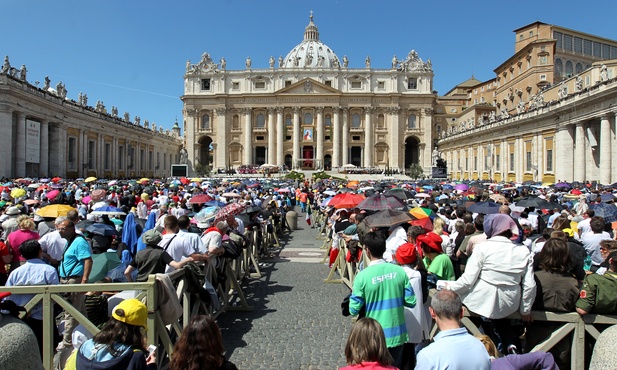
[{"xmin": 88, "ymin": 252, "xmax": 122, "ymax": 283}]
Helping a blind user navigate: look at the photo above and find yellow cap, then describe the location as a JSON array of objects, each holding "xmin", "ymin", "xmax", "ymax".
[{"xmin": 112, "ymin": 299, "xmax": 147, "ymax": 328}]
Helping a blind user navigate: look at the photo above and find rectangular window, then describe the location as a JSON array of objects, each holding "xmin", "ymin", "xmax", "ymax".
[
  {"xmin": 612, "ymin": 46, "xmax": 617, "ymax": 59},
  {"xmin": 563, "ymin": 34, "xmax": 573, "ymax": 51},
  {"xmin": 540, "ymin": 74, "xmax": 547, "ymax": 81},
  {"xmin": 593, "ymin": 41, "xmax": 602, "ymax": 57},
  {"xmin": 156, "ymin": 152, "xmax": 160, "ymax": 169},
  {"xmin": 407, "ymin": 78, "xmax": 417, "ymax": 90},
  {"xmin": 256, "ymin": 136, "xmax": 265, "ymax": 141},
  {"xmin": 352, "ymin": 135, "xmax": 360, "ymax": 141},
  {"xmin": 474, "ymin": 156, "xmax": 477, "ymax": 171},
  {"xmin": 484, "ymin": 155, "xmax": 488, "ymax": 169},
  {"xmin": 254, "ymin": 81, "xmax": 265, "ymax": 89},
  {"xmin": 553, "ymin": 31, "xmax": 563, "ymax": 49},
  {"xmin": 584, "ymin": 39, "xmax": 593, "ymax": 55},
  {"xmin": 377, "ymin": 81, "xmax": 385, "ymax": 89},
  {"xmin": 465, "ymin": 157, "xmax": 468, "ymax": 171},
  {"xmin": 526, "ymin": 151, "xmax": 532, "ymax": 171},
  {"xmin": 574, "ymin": 37, "xmax": 583, "ymax": 53},
  {"xmin": 88, "ymin": 140, "xmax": 95, "ymax": 169},
  {"xmin": 149, "ymin": 150, "xmax": 153, "ymax": 170},
  {"xmin": 510, "ymin": 153, "xmax": 515, "ymax": 172},
  {"xmin": 546, "ymin": 149, "xmax": 553, "ymax": 171},
  {"xmin": 201, "ymin": 78, "xmax": 211, "ymax": 90},
  {"xmin": 105, "ymin": 143, "xmax": 111, "ymax": 170},
  {"xmin": 68, "ymin": 137, "xmax": 77, "ymax": 169},
  {"xmin": 496, "ymin": 154, "xmax": 500, "ymax": 171},
  {"xmin": 602, "ymin": 44, "xmax": 610, "ymax": 59},
  {"xmin": 140, "ymin": 149, "xmax": 145, "ymax": 170},
  {"xmin": 351, "ymin": 81, "xmax": 362, "ymax": 89},
  {"xmin": 118, "ymin": 146, "xmax": 124, "ymax": 170},
  {"xmin": 285, "ymin": 80, "xmax": 292, "ymax": 87},
  {"xmin": 232, "ymin": 82, "xmax": 239, "ymax": 90},
  {"xmin": 325, "ymin": 80, "xmax": 332, "ymax": 87}
]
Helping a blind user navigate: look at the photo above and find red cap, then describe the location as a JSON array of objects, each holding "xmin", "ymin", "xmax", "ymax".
[
  {"xmin": 395, "ymin": 242, "xmax": 418, "ymax": 265},
  {"xmin": 417, "ymin": 232, "xmax": 444, "ymax": 254},
  {"xmin": 0, "ymin": 291, "xmax": 11, "ymax": 300}
]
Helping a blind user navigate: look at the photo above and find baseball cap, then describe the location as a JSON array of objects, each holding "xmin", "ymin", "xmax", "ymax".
[
  {"xmin": 112, "ymin": 299, "xmax": 147, "ymax": 328},
  {"xmin": 141, "ymin": 229, "xmax": 162, "ymax": 246}
]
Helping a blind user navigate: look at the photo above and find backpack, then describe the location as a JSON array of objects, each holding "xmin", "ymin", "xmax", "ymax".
[{"xmin": 221, "ymin": 239, "xmax": 242, "ymax": 259}]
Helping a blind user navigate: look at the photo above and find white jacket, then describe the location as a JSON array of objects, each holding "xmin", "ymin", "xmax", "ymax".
[
  {"xmin": 402, "ymin": 266, "xmax": 431, "ymax": 343},
  {"xmin": 447, "ymin": 236, "xmax": 536, "ymax": 319}
]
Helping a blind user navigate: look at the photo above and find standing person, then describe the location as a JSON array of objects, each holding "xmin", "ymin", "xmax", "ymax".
[
  {"xmin": 57, "ymin": 219, "xmax": 93, "ymax": 349},
  {"xmin": 348, "ymin": 232, "xmax": 416, "ymax": 368},
  {"xmin": 576, "ymin": 250, "xmax": 617, "ymax": 315},
  {"xmin": 169, "ymin": 315, "xmax": 238, "ymax": 370},
  {"xmin": 160, "ymin": 215, "xmax": 202, "ymax": 273},
  {"xmin": 5, "ymin": 240, "xmax": 60, "ymax": 356},
  {"xmin": 581, "ymin": 216, "xmax": 612, "ymax": 273},
  {"xmin": 419, "ymin": 232, "xmax": 455, "ymax": 282},
  {"xmin": 415, "ymin": 290, "xmax": 491, "ymax": 370},
  {"xmin": 68, "ymin": 299, "xmax": 157, "ymax": 370},
  {"xmin": 7, "ymin": 215, "xmax": 40, "ymax": 271},
  {"xmin": 39, "ymin": 216, "xmax": 68, "ymax": 268},
  {"xmin": 443, "ymin": 214, "xmax": 536, "ymax": 355},
  {"xmin": 339, "ymin": 318, "xmax": 397, "ymax": 370}
]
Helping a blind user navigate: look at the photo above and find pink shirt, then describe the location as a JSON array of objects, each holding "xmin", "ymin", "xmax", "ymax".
[
  {"xmin": 8, "ymin": 229, "xmax": 40, "ymax": 262},
  {"xmin": 339, "ymin": 362, "xmax": 398, "ymax": 370}
]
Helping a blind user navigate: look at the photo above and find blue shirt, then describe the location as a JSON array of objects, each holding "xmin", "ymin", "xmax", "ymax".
[
  {"xmin": 5, "ymin": 258, "xmax": 59, "ymax": 319},
  {"xmin": 415, "ymin": 327, "xmax": 491, "ymax": 370},
  {"xmin": 60, "ymin": 236, "xmax": 92, "ymax": 278}
]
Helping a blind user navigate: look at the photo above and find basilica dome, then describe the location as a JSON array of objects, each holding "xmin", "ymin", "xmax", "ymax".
[{"xmin": 281, "ymin": 14, "xmax": 341, "ymax": 69}]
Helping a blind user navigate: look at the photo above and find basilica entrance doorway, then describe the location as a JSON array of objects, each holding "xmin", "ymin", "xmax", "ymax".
[
  {"xmin": 302, "ymin": 146, "xmax": 314, "ymax": 169},
  {"xmin": 350, "ymin": 147, "xmax": 362, "ymax": 167},
  {"xmin": 255, "ymin": 146, "xmax": 266, "ymax": 165},
  {"xmin": 198, "ymin": 136, "xmax": 213, "ymax": 169},
  {"xmin": 404, "ymin": 137, "xmax": 420, "ymax": 170}
]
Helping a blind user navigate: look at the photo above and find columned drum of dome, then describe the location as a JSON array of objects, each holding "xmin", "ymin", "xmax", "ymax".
[{"xmin": 181, "ymin": 13, "xmax": 435, "ymax": 176}]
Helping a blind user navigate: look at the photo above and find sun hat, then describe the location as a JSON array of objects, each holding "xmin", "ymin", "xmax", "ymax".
[
  {"xmin": 141, "ymin": 229, "xmax": 162, "ymax": 246},
  {"xmin": 416, "ymin": 232, "xmax": 444, "ymax": 254},
  {"xmin": 6, "ymin": 206, "xmax": 19, "ymax": 216},
  {"xmin": 112, "ymin": 298, "xmax": 147, "ymax": 328},
  {"xmin": 395, "ymin": 242, "xmax": 418, "ymax": 265}
]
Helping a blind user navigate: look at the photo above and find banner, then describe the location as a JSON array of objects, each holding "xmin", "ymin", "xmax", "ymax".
[{"xmin": 26, "ymin": 120, "xmax": 40, "ymax": 163}]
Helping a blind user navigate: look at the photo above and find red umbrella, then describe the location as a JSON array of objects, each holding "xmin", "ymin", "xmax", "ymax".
[
  {"xmin": 570, "ymin": 189, "xmax": 582, "ymax": 195},
  {"xmin": 188, "ymin": 194, "xmax": 213, "ymax": 204},
  {"xmin": 51, "ymin": 177, "xmax": 62, "ymax": 184},
  {"xmin": 215, "ymin": 202, "xmax": 247, "ymax": 222},
  {"xmin": 91, "ymin": 189, "xmax": 107, "ymax": 201},
  {"xmin": 46, "ymin": 189, "xmax": 60, "ymax": 200},
  {"xmin": 411, "ymin": 217, "xmax": 433, "ymax": 232},
  {"xmin": 37, "ymin": 185, "xmax": 50, "ymax": 192},
  {"xmin": 180, "ymin": 177, "xmax": 190, "ymax": 185},
  {"xmin": 327, "ymin": 193, "xmax": 365, "ymax": 209}
]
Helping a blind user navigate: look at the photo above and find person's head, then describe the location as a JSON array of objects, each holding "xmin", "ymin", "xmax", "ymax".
[
  {"xmin": 464, "ymin": 222, "xmax": 476, "ymax": 235},
  {"xmin": 599, "ymin": 240, "xmax": 617, "ymax": 260},
  {"xmin": 159, "ymin": 205, "xmax": 168, "ymax": 214},
  {"xmin": 590, "ymin": 216, "xmax": 606, "ymax": 234},
  {"xmin": 224, "ymin": 214, "xmax": 238, "ymax": 229},
  {"xmin": 483, "ymin": 214, "xmax": 517, "ymax": 239},
  {"xmin": 344, "ymin": 318, "xmax": 393, "ymax": 366},
  {"xmin": 363, "ymin": 231, "xmax": 386, "ymax": 259},
  {"xmin": 430, "ymin": 290, "xmax": 463, "ymax": 323},
  {"xmin": 607, "ymin": 251, "xmax": 617, "ymax": 272},
  {"xmin": 407, "ymin": 225, "xmax": 425, "ymax": 244},
  {"xmin": 549, "ymin": 230, "xmax": 567, "ymax": 241},
  {"xmin": 177, "ymin": 215, "xmax": 190, "ymax": 230},
  {"xmin": 473, "ymin": 213, "xmax": 485, "ymax": 231},
  {"xmin": 551, "ymin": 215, "xmax": 571, "ymax": 232},
  {"xmin": 355, "ymin": 213, "xmax": 365, "ymax": 224},
  {"xmin": 216, "ymin": 221, "xmax": 229, "ymax": 234},
  {"xmin": 93, "ymin": 299, "xmax": 148, "ymax": 354},
  {"xmin": 164, "ymin": 215, "xmax": 179, "ymax": 232},
  {"xmin": 454, "ymin": 220, "xmax": 465, "ymax": 234},
  {"xmin": 17, "ymin": 215, "xmax": 35, "ymax": 231},
  {"xmin": 476, "ymin": 334, "xmax": 500, "ymax": 358},
  {"xmin": 417, "ymin": 232, "xmax": 444, "ymax": 257},
  {"xmin": 520, "ymin": 211, "xmax": 529, "ymax": 219},
  {"xmin": 19, "ymin": 239, "xmax": 42, "ymax": 260},
  {"xmin": 54, "ymin": 216, "xmax": 67, "ymax": 227},
  {"xmin": 498, "ymin": 205, "xmax": 511, "ymax": 215},
  {"xmin": 349, "ymin": 213, "xmax": 357, "ymax": 223},
  {"xmin": 170, "ymin": 315, "xmax": 227, "ymax": 370},
  {"xmin": 66, "ymin": 210, "xmax": 79, "ymax": 224},
  {"xmin": 57, "ymin": 220, "xmax": 76, "ymax": 239},
  {"xmin": 583, "ymin": 209, "xmax": 595, "ymax": 219},
  {"xmin": 433, "ymin": 217, "xmax": 446, "ymax": 235},
  {"xmin": 538, "ymin": 237, "xmax": 570, "ymax": 274}
]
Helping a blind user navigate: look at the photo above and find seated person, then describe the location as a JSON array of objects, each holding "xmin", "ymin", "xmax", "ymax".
[{"xmin": 576, "ymin": 250, "xmax": 617, "ymax": 315}]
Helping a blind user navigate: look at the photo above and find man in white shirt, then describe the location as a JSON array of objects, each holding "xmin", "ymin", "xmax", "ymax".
[
  {"xmin": 159, "ymin": 215, "xmax": 203, "ymax": 273},
  {"xmin": 39, "ymin": 216, "xmax": 68, "ymax": 267},
  {"xmin": 177, "ymin": 215, "xmax": 204, "ymax": 254},
  {"xmin": 155, "ymin": 205, "xmax": 168, "ymax": 232},
  {"xmin": 577, "ymin": 209, "xmax": 594, "ymax": 239}
]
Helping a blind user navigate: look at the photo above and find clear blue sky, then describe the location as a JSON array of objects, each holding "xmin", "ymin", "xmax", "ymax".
[{"xmin": 4, "ymin": 0, "xmax": 616, "ymax": 131}]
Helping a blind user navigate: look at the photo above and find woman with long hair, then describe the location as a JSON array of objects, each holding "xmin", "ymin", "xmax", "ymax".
[
  {"xmin": 170, "ymin": 315, "xmax": 237, "ymax": 370},
  {"xmin": 69, "ymin": 298, "xmax": 156, "ymax": 370},
  {"xmin": 340, "ymin": 317, "xmax": 397, "ymax": 370}
]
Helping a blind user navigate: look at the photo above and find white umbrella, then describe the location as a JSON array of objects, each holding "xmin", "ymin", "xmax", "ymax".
[{"xmin": 341, "ymin": 164, "xmax": 357, "ymax": 168}]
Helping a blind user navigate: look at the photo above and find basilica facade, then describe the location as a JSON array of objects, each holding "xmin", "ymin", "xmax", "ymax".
[{"xmin": 181, "ymin": 15, "xmax": 435, "ymax": 174}]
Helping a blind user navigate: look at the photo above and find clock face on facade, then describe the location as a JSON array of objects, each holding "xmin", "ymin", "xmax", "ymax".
[{"xmin": 410, "ymin": 61, "xmax": 419, "ymax": 70}]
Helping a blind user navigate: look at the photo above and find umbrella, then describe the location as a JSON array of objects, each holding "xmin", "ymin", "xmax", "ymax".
[
  {"xmin": 36, "ymin": 185, "xmax": 50, "ymax": 192},
  {"xmin": 46, "ymin": 189, "xmax": 60, "ymax": 200},
  {"xmin": 188, "ymin": 194, "xmax": 213, "ymax": 204},
  {"xmin": 222, "ymin": 192, "xmax": 242, "ymax": 198},
  {"xmin": 467, "ymin": 201, "xmax": 501, "ymax": 214},
  {"xmin": 179, "ymin": 177, "xmax": 190, "ymax": 185},
  {"xmin": 364, "ymin": 209, "xmax": 415, "ymax": 228},
  {"xmin": 51, "ymin": 177, "xmax": 62, "ymax": 183},
  {"xmin": 36, "ymin": 204, "xmax": 76, "ymax": 218},
  {"xmin": 75, "ymin": 220, "xmax": 95, "ymax": 232},
  {"xmin": 91, "ymin": 189, "xmax": 107, "ymax": 201},
  {"xmin": 10, "ymin": 188, "xmax": 26, "ymax": 199},
  {"xmin": 411, "ymin": 217, "xmax": 434, "ymax": 232},
  {"xmin": 139, "ymin": 178, "xmax": 150, "ymax": 183},
  {"xmin": 589, "ymin": 203, "xmax": 617, "ymax": 223},
  {"xmin": 108, "ymin": 180, "xmax": 118, "ymax": 186},
  {"xmin": 600, "ymin": 193, "xmax": 616, "ymax": 203},
  {"xmin": 554, "ymin": 182, "xmax": 571, "ymax": 190},
  {"xmin": 409, "ymin": 207, "xmax": 435, "ymax": 219},
  {"xmin": 327, "ymin": 193, "xmax": 365, "ymax": 209},
  {"xmin": 91, "ymin": 205, "xmax": 126, "ymax": 216},
  {"xmin": 357, "ymin": 194, "xmax": 406, "ymax": 211},
  {"xmin": 323, "ymin": 190, "xmax": 337, "ymax": 196},
  {"xmin": 276, "ymin": 188, "xmax": 291, "ymax": 193},
  {"xmin": 86, "ymin": 223, "xmax": 119, "ymax": 236},
  {"xmin": 205, "ymin": 200, "xmax": 226, "ymax": 207},
  {"xmin": 415, "ymin": 193, "xmax": 431, "ymax": 198},
  {"xmin": 84, "ymin": 176, "xmax": 97, "ymax": 183},
  {"xmin": 23, "ymin": 199, "xmax": 40, "ymax": 206},
  {"xmin": 88, "ymin": 252, "xmax": 122, "ymax": 283},
  {"xmin": 385, "ymin": 188, "xmax": 414, "ymax": 200},
  {"xmin": 454, "ymin": 184, "xmax": 469, "ymax": 191},
  {"xmin": 81, "ymin": 195, "xmax": 92, "ymax": 204},
  {"xmin": 515, "ymin": 196, "xmax": 562, "ymax": 210},
  {"xmin": 194, "ymin": 206, "xmax": 220, "ymax": 227},
  {"xmin": 489, "ymin": 193, "xmax": 509, "ymax": 204},
  {"xmin": 216, "ymin": 202, "xmax": 247, "ymax": 221},
  {"xmin": 242, "ymin": 205, "xmax": 263, "ymax": 214}
]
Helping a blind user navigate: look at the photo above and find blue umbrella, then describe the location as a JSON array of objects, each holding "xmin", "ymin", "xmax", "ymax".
[
  {"xmin": 135, "ymin": 211, "xmax": 157, "ymax": 253},
  {"xmin": 86, "ymin": 223, "xmax": 118, "ymax": 236},
  {"xmin": 467, "ymin": 201, "xmax": 501, "ymax": 214},
  {"xmin": 205, "ymin": 200, "xmax": 226, "ymax": 207},
  {"xmin": 122, "ymin": 213, "xmax": 139, "ymax": 255},
  {"xmin": 590, "ymin": 203, "xmax": 617, "ymax": 223}
]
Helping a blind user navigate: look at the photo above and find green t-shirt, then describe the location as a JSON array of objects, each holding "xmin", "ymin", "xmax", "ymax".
[{"xmin": 425, "ymin": 253, "xmax": 455, "ymax": 281}]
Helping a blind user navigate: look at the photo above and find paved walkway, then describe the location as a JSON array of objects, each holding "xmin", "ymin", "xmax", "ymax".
[{"xmin": 217, "ymin": 208, "xmax": 352, "ymax": 370}]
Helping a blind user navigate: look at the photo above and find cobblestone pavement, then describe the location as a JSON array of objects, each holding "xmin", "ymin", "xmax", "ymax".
[{"xmin": 217, "ymin": 209, "xmax": 353, "ymax": 370}]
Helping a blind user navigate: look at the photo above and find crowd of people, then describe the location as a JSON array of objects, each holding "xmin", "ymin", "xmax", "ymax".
[{"xmin": 2, "ymin": 175, "xmax": 617, "ymax": 369}]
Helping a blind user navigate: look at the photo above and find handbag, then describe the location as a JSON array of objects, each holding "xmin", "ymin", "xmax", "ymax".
[{"xmin": 341, "ymin": 292, "xmax": 365, "ymax": 318}]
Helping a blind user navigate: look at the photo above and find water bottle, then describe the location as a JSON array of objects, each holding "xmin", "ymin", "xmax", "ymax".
[{"xmin": 583, "ymin": 255, "xmax": 592, "ymax": 271}]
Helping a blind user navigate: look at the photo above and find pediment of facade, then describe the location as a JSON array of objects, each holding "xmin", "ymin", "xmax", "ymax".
[{"xmin": 275, "ymin": 78, "xmax": 341, "ymax": 95}]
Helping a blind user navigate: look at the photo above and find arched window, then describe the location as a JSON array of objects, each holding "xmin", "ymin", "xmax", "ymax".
[
  {"xmin": 285, "ymin": 115, "xmax": 292, "ymax": 126},
  {"xmin": 325, "ymin": 114, "xmax": 332, "ymax": 127},
  {"xmin": 565, "ymin": 61, "xmax": 574, "ymax": 77},
  {"xmin": 256, "ymin": 113, "xmax": 266, "ymax": 128},
  {"xmin": 201, "ymin": 114, "xmax": 210, "ymax": 130},
  {"xmin": 555, "ymin": 59, "xmax": 563, "ymax": 77},
  {"xmin": 304, "ymin": 113, "xmax": 313, "ymax": 125},
  {"xmin": 377, "ymin": 114, "xmax": 385, "ymax": 129},
  {"xmin": 351, "ymin": 113, "xmax": 361, "ymax": 128},
  {"xmin": 575, "ymin": 63, "xmax": 583, "ymax": 74},
  {"xmin": 232, "ymin": 115, "xmax": 240, "ymax": 130},
  {"xmin": 408, "ymin": 114, "xmax": 417, "ymax": 129}
]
